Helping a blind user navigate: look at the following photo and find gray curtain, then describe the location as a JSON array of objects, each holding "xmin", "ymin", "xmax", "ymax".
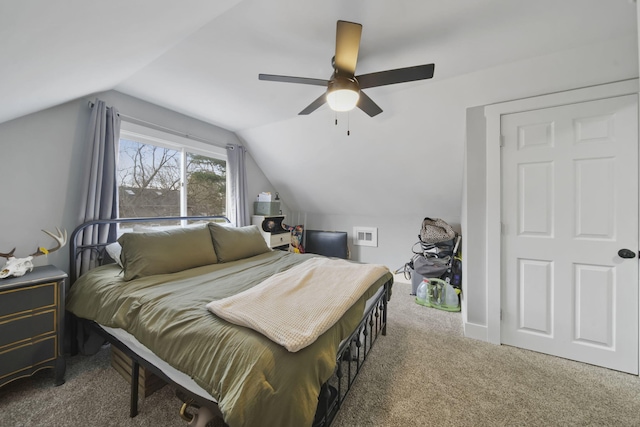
[
  {"xmin": 226, "ymin": 143, "xmax": 249, "ymax": 226},
  {"xmin": 76, "ymin": 99, "xmax": 121, "ymax": 277}
]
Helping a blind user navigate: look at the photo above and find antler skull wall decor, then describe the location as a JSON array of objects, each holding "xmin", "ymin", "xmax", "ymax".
[{"xmin": 0, "ymin": 227, "xmax": 67, "ymax": 279}]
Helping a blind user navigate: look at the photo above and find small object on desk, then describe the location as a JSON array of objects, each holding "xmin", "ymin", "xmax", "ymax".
[
  {"xmin": 257, "ymin": 192, "xmax": 272, "ymax": 202},
  {"xmin": 0, "ymin": 265, "xmax": 67, "ymax": 388}
]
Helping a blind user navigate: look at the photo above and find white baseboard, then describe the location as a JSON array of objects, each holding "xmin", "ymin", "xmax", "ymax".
[{"xmin": 463, "ymin": 322, "xmax": 490, "ymax": 342}]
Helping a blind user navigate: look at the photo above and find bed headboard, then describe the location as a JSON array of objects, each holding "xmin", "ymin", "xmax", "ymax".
[{"xmin": 69, "ymin": 216, "xmax": 230, "ymax": 283}]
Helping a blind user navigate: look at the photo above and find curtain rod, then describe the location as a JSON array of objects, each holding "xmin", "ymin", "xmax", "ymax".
[{"xmin": 88, "ymin": 100, "xmax": 223, "ymax": 147}]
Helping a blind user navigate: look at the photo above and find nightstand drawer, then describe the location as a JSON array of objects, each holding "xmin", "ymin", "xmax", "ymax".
[
  {"xmin": 0, "ymin": 282, "xmax": 56, "ymax": 318},
  {"xmin": 270, "ymin": 233, "xmax": 291, "ymax": 247},
  {"xmin": 0, "ymin": 336, "xmax": 56, "ymax": 381},
  {"xmin": 0, "ymin": 310, "xmax": 56, "ymax": 348}
]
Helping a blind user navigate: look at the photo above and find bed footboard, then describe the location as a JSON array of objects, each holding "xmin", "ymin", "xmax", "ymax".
[{"xmin": 314, "ymin": 278, "xmax": 392, "ymax": 427}]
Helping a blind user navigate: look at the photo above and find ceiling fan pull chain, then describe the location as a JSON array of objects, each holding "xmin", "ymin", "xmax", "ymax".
[{"xmin": 347, "ymin": 112, "xmax": 350, "ymax": 136}]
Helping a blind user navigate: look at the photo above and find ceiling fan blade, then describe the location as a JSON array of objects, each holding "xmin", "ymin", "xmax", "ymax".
[
  {"xmin": 334, "ymin": 20, "xmax": 362, "ymax": 76},
  {"xmin": 299, "ymin": 93, "xmax": 327, "ymax": 115},
  {"xmin": 357, "ymin": 64, "xmax": 435, "ymax": 89},
  {"xmin": 357, "ymin": 91, "xmax": 383, "ymax": 117},
  {"xmin": 259, "ymin": 74, "xmax": 328, "ymax": 87}
]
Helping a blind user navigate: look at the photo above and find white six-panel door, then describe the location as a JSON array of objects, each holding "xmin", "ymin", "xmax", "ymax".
[{"xmin": 500, "ymin": 94, "xmax": 639, "ymax": 374}]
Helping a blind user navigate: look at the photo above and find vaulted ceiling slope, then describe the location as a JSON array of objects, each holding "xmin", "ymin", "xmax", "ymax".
[
  {"xmin": 2, "ymin": 0, "xmax": 634, "ymax": 130},
  {"xmin": 1, "ymin": 1, "xmax": 637, "ymax": 218},
  {"xmin": 0, "ymin": 0, "xmax": 242, "ymax": 125}
]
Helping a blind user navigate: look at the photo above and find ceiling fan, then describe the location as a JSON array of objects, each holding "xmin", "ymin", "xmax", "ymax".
[{"xmin": 259, "ymin": 20, "xmax": 435, "ymax": 117}]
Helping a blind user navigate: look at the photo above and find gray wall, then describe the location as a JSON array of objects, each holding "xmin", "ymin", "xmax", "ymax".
[
  {"xmin": 0, "ymin": 90, "xmax": 274, "ymax": 275},
  {"xmin": 294, "ymin": 212, "xmax": 459, "ymax": 272}
]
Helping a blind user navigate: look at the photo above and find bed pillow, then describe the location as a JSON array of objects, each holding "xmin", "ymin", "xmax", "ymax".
[
  {"xmin": 118, "ymin": 224, "xmax": 218, "ymax": 281},
  {"xmin": 105, "ymin": 226, "xmax": 167, "ymax": 268},
  {"xmin": 207, "ymin": 223, "xmax": 271, "ymax": 262},
  {"xmin": 105, "ymin": 242, "xmax": 123, "ymax": 268}
]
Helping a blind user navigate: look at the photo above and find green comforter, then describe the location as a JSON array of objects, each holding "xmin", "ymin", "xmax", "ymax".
[{"xmin": 67, "ymin": 251, "xmax": 392, "ymax": 427}]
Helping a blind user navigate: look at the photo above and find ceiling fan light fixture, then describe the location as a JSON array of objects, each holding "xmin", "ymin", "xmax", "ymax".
[
  {"xmin": 259, "ymin": 21, "xmax": 435, "ymax": 118},
  {"xmin": 326, "ymin": 77, "xmax": 360, "ymax": 112}
]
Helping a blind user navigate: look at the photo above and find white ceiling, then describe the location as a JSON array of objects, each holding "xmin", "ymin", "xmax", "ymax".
[
  {"xmin": 2, "ymin": 0, "xmax": 637, "ymax": 218},
  {"xmin": 115, "ymin": 0, "xmax": 637, "ymax": 132}
]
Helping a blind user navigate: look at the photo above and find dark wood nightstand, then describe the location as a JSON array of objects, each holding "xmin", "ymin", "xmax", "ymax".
[{"xmin": 0, "ymin": 265, "xmax": 67, "ymax": 388}]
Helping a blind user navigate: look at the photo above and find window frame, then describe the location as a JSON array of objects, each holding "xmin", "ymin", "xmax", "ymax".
[{"xmin": 117, "ymin": 121, "xmax": 227, "ymax": 220}]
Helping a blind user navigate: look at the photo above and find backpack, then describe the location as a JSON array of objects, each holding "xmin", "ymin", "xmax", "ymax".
[
  {"xmin": 420, "ymin": 218, "xmax": 456, "ymax": 244},
  {"xmin": 412, "ymin": 253, "xmax": 450, "ymax": 278}
]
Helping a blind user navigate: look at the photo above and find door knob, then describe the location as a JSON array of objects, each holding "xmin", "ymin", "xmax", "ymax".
[{"xmin": 618, "ymin": 249, "xmax": 636, "ymax": 259}]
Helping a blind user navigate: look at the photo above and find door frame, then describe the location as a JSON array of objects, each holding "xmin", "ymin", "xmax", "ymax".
[{"xmin": 483, "ymin": 79, "xmax": 639, "ymax": 354}]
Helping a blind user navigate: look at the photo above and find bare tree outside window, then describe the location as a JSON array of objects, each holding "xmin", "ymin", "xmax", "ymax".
[{"xmin": 117, "ymin": 138, "xmax": 226, "ymax": 228}]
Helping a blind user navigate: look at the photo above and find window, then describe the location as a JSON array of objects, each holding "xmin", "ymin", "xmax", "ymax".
[{"xmin": 117, "ymin": 122, "xmax": 227, "ymax": 229}]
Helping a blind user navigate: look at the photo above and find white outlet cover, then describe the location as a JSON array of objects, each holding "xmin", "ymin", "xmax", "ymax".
[{"xmin": 353, "ymin": 226, "xmax": 378, "ymax": 247}]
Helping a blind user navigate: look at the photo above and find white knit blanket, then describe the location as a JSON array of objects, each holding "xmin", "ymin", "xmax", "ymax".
[{"xmin": 206, "ymin": 257, "xmax": 389, "ymax": 352}]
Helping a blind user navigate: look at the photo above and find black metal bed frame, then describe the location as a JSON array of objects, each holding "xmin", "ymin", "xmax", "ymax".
[{"xmin": 69, "ymin": 216, "xmax": 391, "ymax": 427}]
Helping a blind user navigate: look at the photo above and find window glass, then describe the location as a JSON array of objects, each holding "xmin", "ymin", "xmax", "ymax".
[
  {"xmin": 186, "ymin": 153, "xmax": 226, "ymax": 217},
  {"xmin": 118, "ymin": 138, "xmax": 181, "ymax": 221},
  {"xmin": 116, "ymin": 132, "xmax": 227, "ymax": 230}
]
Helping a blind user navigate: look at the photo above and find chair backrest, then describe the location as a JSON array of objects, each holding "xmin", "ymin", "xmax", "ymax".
[{"xmin": 304, "ymin": 230, "xmax": 348, "ymax": 259}]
